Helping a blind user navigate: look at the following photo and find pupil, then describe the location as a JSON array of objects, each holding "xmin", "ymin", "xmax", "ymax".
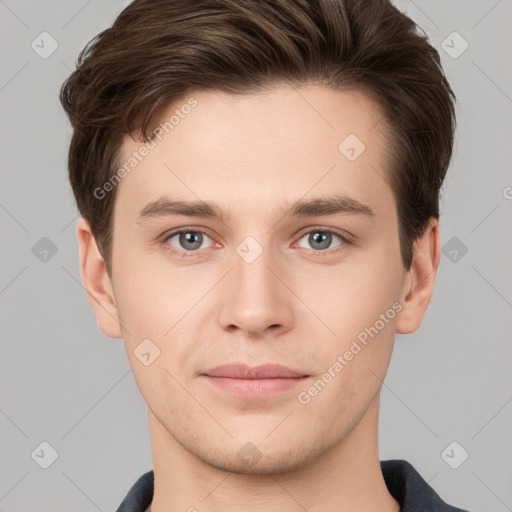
[
  {"xmin": 311, "ymin": 231, "xmax": 331, "ymax": 250},
  {"xmin": 181, "ymin": 232, "xmax": 202, "ymax": 249}
]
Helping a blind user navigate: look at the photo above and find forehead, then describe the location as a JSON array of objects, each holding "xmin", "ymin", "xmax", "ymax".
[{"xmin": 114, "ymin": 84, "xmax": 394, "ymax": 225}]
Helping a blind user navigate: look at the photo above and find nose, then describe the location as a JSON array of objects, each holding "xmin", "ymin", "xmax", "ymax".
[{"xmin": 217, "ymin": 244, "xmax": 294, "ymax": 339}]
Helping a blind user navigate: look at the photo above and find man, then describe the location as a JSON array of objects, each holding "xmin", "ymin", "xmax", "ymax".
[{"xmin": 60, "ymin": 0, "xmax": 474, "ymax": 510}]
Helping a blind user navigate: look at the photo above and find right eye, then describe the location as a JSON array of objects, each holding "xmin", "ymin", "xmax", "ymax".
[{"xmin": 163, "ymin": 228, "xmax": 216, "ymax": 257}]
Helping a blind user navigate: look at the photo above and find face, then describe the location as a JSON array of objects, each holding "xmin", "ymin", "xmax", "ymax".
[{"xmin": 92, "ymin": 84, "xmax": 417, "ymax": 474}]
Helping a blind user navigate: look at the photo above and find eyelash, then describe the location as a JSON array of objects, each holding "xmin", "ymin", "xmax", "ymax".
[{"xmin": 161, "ymin": 226, "xmax": 353, "ymax": 259}]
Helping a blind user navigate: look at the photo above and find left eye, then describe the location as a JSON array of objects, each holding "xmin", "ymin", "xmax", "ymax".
[{"xmin": 296, "ymin": 230, "xmax": 345, "ymax": 251}]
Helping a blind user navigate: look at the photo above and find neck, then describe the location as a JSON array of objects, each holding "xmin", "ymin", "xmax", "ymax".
[{"xmin": 146, "ymin": 395, "xmax": 400, "ymax": 512}]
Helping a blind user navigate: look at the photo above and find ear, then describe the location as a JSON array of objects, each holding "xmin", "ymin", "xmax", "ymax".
[
  {"xmin": 76, "ymin": 217, "xmax": 123, "ymax": 338},
  {"xmin": 396, "ymin": 217, "xmax": 441, "ymax": 334}
]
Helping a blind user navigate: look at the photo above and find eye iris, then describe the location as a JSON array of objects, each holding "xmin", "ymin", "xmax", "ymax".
[
  {"xmin": 309, "ymin": 231, "xmax": 332, "ymax": 250},
  {"xmin": 180, "ymin": 231, "xmax": 203, "ymax": 250}
]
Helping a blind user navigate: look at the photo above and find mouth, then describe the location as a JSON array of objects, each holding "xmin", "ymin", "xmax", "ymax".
[
  {"xmin": 202, "ymin": 363, "xmax": 309, "ymax": 379},
  {"xmin": 200, "ymin": 363, "xmax": 310, "ymax": 398}
]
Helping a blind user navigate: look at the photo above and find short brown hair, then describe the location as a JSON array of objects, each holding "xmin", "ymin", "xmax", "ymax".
[{"xmin": 60, "ymin": 0, "xmax": 457, "ymax": 278}]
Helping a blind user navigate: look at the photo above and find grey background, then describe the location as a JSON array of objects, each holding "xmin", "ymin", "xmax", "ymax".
[{"xmin": 1, "ymin": 0, "xmax": 511, "ymax": 510}]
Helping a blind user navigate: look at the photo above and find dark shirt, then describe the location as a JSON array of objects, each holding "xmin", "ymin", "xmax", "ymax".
[{"xmin": 115, "ymin": 459, "xmax": 474, "ymax": 511}]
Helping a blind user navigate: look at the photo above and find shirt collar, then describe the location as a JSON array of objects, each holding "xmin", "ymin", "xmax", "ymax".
[{"xmin": 116, "ymin": 459, "xmax": 470, "ymax": 512}]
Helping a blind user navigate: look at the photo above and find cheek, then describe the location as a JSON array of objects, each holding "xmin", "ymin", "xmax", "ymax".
[
  {"xmin": 298, "ymin": 258, "xmax": 401, "ymax": 340},
  {"xmin": 293, "ymin": 247, "xmax": 402, "ymax": 394},
  {"xmin": 112, "ymin": 246, "xmax": 195, "ymax": 335}
]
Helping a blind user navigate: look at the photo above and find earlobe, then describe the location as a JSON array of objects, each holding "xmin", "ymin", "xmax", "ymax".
[
  {"xmin": 76, "ymin": 217, "xmax": 123, "ymax": 339},
  {"xmin": 396, "ymin": 218, "xmax": 441, "ymax": 335}
]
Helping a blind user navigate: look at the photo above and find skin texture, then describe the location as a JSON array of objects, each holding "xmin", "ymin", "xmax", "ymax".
[{"xmin": 77, "ymin": 84, "xmax": 440, "ymax": 511}]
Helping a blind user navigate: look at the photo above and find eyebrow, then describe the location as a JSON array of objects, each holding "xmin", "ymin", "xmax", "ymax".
[{"xmin": 136, "ymin": 193, "xmax": 375, "ymax": 224}]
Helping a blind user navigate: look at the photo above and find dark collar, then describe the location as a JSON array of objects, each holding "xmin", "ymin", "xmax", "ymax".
[{"xmin": 116, "ymin": 459, "xmax": 472, "ymax": 511}]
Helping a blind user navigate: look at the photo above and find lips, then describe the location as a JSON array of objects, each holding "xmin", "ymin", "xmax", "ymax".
[
  {"xmin": 202, "ymin": 363, "xmax": 308, "ymax": 379},
  {"xmin": 200, "ymin": 363, "xmax": 310, "ymax": 398}
]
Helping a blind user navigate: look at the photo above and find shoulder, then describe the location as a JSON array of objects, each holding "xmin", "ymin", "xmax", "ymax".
[
  {"xmin": 381, "ymin": 459, "xmax": 476, "ymax": 512},
  {"xmin": 115, "ymin": 470, "xmax": 154, "ymax": 512}
]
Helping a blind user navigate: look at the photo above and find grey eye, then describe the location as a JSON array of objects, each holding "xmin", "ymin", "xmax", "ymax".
[
  {"xmin": 297, "ymin": 231, "xmax": 342, "ymax": 251},
  {"xmin": 167, "ymin": 231, "xmax": 211, "ymax": 251}
]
